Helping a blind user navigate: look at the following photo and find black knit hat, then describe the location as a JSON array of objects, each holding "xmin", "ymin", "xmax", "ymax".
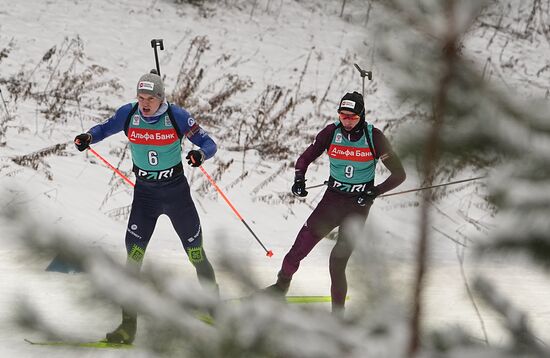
[{"xmin": 338, "ymin": 91, "xmax": 364, "ymax": 115}]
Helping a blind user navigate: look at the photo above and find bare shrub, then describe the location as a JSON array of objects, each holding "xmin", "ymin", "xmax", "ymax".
[
  {"xmin": 0, "ymin": 36, "xmax": 121, "ymax": 124},
  {"xmin": 0, "ymin": 38, "xmax": 15, "ymax": 63},
  {"xmin": 225, "ymin": 85, "xmax": 316, "ymax": 160},
  {"xmin": 99, "ymin": 143, "xmax": 134, "ymax": 210},
  {"xmin": 105, "ymin": 205, "xmax": 132, "ymax": 221},
  {"xmin": 11, "ymin": 142, "xmax": 69, "ymax": 180},
  {"xmin": 170, "ymin": 36, "xmax": 211, "ymax": 106}
]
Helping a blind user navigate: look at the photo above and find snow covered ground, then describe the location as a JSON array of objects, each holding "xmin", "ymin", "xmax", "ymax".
[{"xmin": 1, "ymin": 0, "xmax": 550, "ymax": 356}]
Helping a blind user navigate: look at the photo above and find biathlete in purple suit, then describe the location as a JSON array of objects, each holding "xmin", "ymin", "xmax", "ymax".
[{"xmin": 267, "ymin": 91, "xmax": 406, "ymax": 313}]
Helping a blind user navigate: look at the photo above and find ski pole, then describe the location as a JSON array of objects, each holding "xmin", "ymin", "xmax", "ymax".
[
  {"xmin": 354, "ymin": 63, "xmax": 372, "ymax": 97},
  {"xmin": 191, "ymin": 158, "xmax": 274, "ymax": 257},
  {"xmin": 305, "ymin": 181, "xmax": 328, "ymax": 190},
  {"xmin": 88, "ymin": 147, "xmax": 135, "ymax": 187},
  {"xmin": 379, "ymin": 176, "xmax": 486, "ymax": 198},
  {"xmin": 151, "ymin": 39, "xmax": 164, "ymax": 77},
  {"xmin": 303, "ymin": 176, "xmax": 485, "ymax": 196}
]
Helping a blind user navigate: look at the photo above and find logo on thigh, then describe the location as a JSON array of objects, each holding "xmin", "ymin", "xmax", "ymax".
[
  {"xmin": 127, "ymin": 224, "xmax": 142, "ymax": 239},
  {"xmin": 187, "ymin": 225, "xmax": 201, "ymax": 243}
]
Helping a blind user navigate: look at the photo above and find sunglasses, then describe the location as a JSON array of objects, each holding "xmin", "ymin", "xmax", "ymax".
[{"xmin": 338, "ymin": 113, "xmax": 360, "ymax": 121}]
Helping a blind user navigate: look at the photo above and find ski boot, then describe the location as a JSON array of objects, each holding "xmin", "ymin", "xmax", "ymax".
[
  {"xmin": 264, "ymin": 274, "xmax": 291, "ymax": 298},
  {"xmin": 105, "ymin": 310, "xmax": 136, "ymax": 344},
  {"xmin": 201, "ymin": 283, "xmax": 220, "ymax": 324},
  {"xmin": 331, "ymin": 303, "xmax": 345, "ymax": 318}
]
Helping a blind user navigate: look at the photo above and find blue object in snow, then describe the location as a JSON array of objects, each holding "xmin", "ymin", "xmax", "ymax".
[{"xmin": 45, "ymin": 254, "xmax": 83, "ymax": 274}]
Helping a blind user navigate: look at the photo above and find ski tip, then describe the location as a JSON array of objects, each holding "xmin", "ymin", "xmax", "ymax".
[
  {"xmin": 284, "ymin": 295, "xmax": 351, "ymax": 303},
  {"xmin": 25, "ymin": 338, "xmax": 133, "ymax": 349},
  {"xmin": 266, "ymin": 250, "xmax": 274, "ymax": 257}
]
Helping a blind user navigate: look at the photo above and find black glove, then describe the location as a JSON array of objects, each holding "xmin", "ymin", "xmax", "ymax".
[
  {"xmin": 74, "ymin": 133, "xmax": 92, "ymax": 152},
  {"xmin": 186, "ymin": 150, "xmax": 205, "ymax": 167},
  {"xmin": 357, "ymin": 187, "xmax": 379, "ymax": 206},
  {"xmin": 291, "ymin": 174, "xmax": 308, "ymax": 197}
]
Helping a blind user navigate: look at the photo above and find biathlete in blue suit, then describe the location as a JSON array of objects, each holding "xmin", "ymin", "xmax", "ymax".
[{"xmin": 74, "ymin": 71, "xmax": 217, "ymax": 344}]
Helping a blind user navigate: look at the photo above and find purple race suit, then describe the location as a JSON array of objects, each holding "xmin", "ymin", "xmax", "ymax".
[{"xmin": 278, "ymin": 122, "xmax": 406, "ymax": 308}]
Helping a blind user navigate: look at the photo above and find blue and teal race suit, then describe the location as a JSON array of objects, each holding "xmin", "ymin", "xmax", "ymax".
[{"xmin": 88, "ymin": 102, "xmax": 216, "ymax": 280}]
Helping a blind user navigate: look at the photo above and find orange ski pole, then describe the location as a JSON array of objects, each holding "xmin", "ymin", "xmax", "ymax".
[
  {"xmin": 193, "ymin": 159, "xmax": 273, "ymax": 257},
  {"xmin": 88, "ymin": 147, "xmax": 135, "ymax": 187}
]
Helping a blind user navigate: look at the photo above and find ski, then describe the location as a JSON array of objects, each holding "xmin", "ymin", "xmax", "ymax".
[
  {"xmin": 226, "ymin": 295, "xmax": 349, "ymax": 303},
  {"xmin": 223, "ymin": 295, "xmax": 350, "ymax": 304},
  {"xmin": 197, "ymin": 296, "xmax": 349, "ymax": 325},
  {"xmin": 286, "ymin": 295, "xmax": 349, "ymax": 303},
  {"xmin": 26, "ymin": 296, "xmax": 349, "ymax": 344},
  {"xmin": 24, "ymin": 338, "xmax": 132, "ymax": 349}
]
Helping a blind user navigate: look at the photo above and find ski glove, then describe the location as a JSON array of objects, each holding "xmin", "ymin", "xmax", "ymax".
[
  {"xmin": 357, "ymin": 187, "xmax": 379, "ymax": 206},
  {"xmin": 186, "ymin": 150, "xmax": 205, "ymax": 167},
  {"xmin": 291, "ymin": 175, "xmax": 308, "ymax": 197},
  {"xmin": 74, "ymin": 133, "xmax": 92, "ymax": 152}
]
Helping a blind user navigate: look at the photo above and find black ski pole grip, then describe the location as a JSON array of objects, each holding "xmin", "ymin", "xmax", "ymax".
[{"xmin": 150, "ymin": 39, "xmax": 164, "ymax": 77}]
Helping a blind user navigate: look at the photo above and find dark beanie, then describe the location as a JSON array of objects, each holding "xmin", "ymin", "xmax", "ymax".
[{"xmin": 338, "ymin": 91, "xmax": 364, "ymax": 115}]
